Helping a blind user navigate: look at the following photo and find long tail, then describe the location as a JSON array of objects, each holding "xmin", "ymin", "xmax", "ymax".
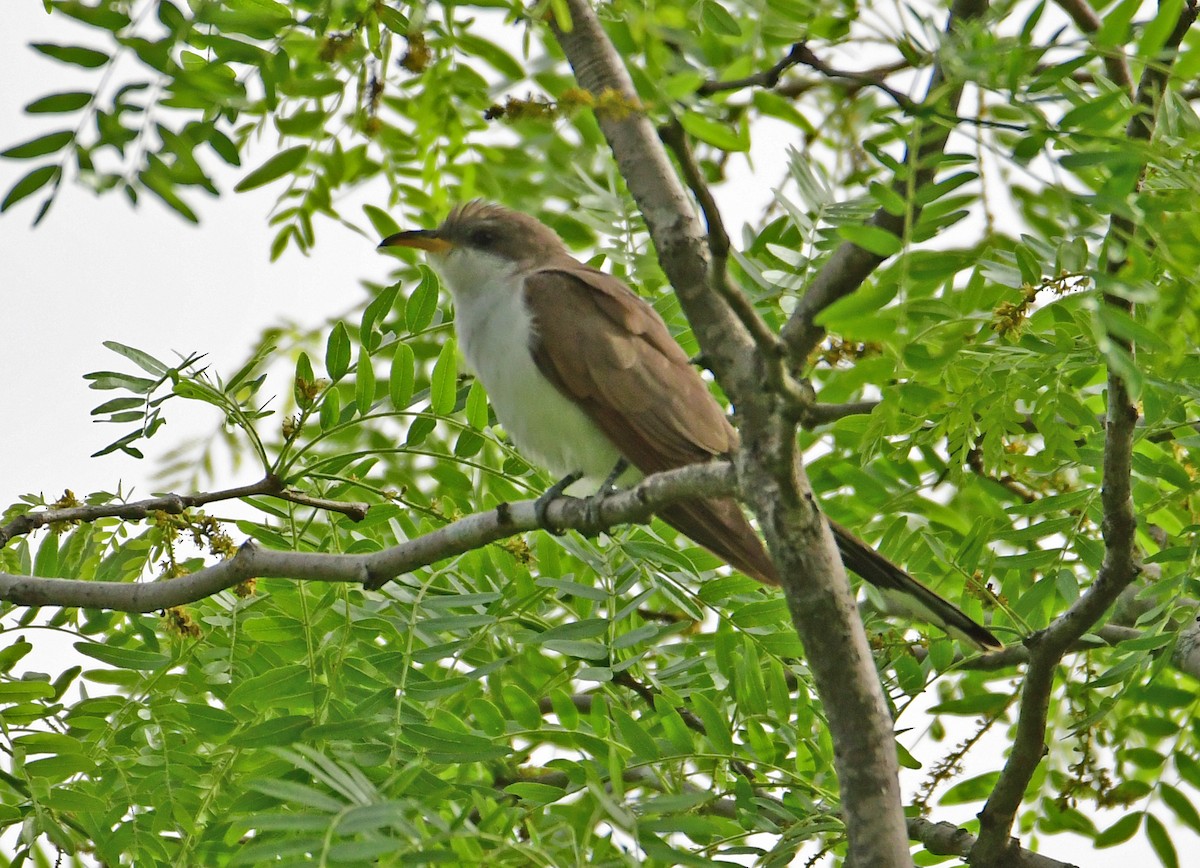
[
  {"xmin": 827, "ymin": 518, "xmax": 1002, "ymax": 650},
  {"xmin": 660, "ymin": 500, "xmax": 1001, "ymax": 650}
]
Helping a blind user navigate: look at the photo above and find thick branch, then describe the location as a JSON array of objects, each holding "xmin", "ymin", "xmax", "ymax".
[
  {"xmin": 552, "ymin": 4, "xmax": 912, "ymax": 864},
  {"xmin": 971, "ymin": 5, "xmax": 1197, "ymax": 863},
  {"xmin": 909, "ymin": 818, "xmax": 1079, "ymax": 868},
  {"xmin": 0, "ymin": 476, "xmax": 368, "ymax": 547},
  {"xmin": 780, "ymin": 0, "xmax": 991, "ymax": 365},
  {"xmin": 0, "ymin": 462, "xmax": 736, "ymax": 610}
]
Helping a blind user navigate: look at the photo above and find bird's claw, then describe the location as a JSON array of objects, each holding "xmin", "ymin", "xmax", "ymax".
[{"xmin": 534, "ymin": 471, "xmax": 582, "ymax": 535}]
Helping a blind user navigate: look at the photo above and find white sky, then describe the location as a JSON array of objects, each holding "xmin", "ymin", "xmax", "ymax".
[{"xmin": 0, "ymin": 3, "xmax": 1180, "ymax": 866}]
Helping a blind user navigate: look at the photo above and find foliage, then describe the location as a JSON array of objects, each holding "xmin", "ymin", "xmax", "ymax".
[{"xmin": 2, "ymin": 0, "xmax": 1200, "ymax": 865}]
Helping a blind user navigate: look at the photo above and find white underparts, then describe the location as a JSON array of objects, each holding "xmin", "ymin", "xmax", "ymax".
[{"xmin": 433, "ymin": 247, "xmax": 628, "ymax": 490}]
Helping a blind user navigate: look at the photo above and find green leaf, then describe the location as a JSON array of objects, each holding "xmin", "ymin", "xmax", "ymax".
[
  {"xmin": 468, "ymin": 698, "xmax": 506, "ymax": 737},
  {"xmin": 1095, "ymin": 811, "xmax": 1142, "ymax": 847},
  {"xmin": 355, "ymin": 349, "xmax": 376, "ymax": 414},
  {"xmin": 0, "ymin": 640, "xmax": 33, "ymax": 673},
  {"xmin": 504, "ymin": 782, "xmax": 566, "ymax": 805},
  {"xmin": 377, "ymin": 6, "xmax": 409, "ymax": 33},
  {"xmin": 465, "ymin": 380, "xmax": 490, "ymax": 429},
  {"xmin": 430, "ymin": 339, "xmax": 458, "ymax": 416},
  {"xmin": 325, "ymin": 322, "xmax": 352, "ymax": 381},
  {"xmin": 363, "ymin": 204, "xmax": 401, "ymax": 239},
  {"xmin": 319, "ymin": 387, "xmax": 341, "ymax": 430},
  {"xmin": 1145, "ymin": 813, "xmax": 1178, "ymax": 868},
  {"xmin": 1, "ymin": 164, "xmax": 59, "ymax": 212},
  {"xmin": 612, "ymin": 707, "xmax": 660, "ymax": 762},
  {"xmin": 390, "ymin": 342, "xmax": 415, "ymax": 409},
  {"xmin": 24, "ymin": 91, "xmax": 92, "ymax": 113},
  {"xmin": 31, "ymin": 43, "xmax": 109, "ymax": 68},
  {"xmin": 226, "ymin": 664, "xmax": 312, "ymax": 708},
  {"xmin": 229, "ymin": 715, "xmax": 311, "ymax": 748},
  {"xmin": 928, "ymin": 692, "xmax": 1012, "ymax": 715},
  {"xmin": 837, "ymin": 224, "xmax": 903, "ymax": 256},
  {"xmin": 456, "ymin": 34, "xmax": 523, "ymax": 80},
  {"xmin": 406, "ymin": 267, "xmax": 440, "ymax": 332},
  {"xmin": 399, "ymin": 724, "xmax": 510, "ymax": 761},
  {"xmin": 1, "ymin": 131, "xmax": 73, "ymax": 160},
  {"xmin": 74, "ymin": 641, "xmax": 169, "ymax": 671},
  {"xmin": 0, "ymin": 681, "xmax": 54, "ymax": 703},
  {"xmin": 249, "ymin": 777, "xmax": 344, "ymax": 812},
  {"xmin": 1161, "ymin": 784, "xmax": 1200, "ymax": 835},
  {"xmin": 700, "ymin": 0, "xmax": 742, "ymax": 35},
  {"xmin": 679, "ymin": 111, "xmax": 749, "ymax": 152},
  {"xmin": 103, "ymin": 340, "xmax": 168, "ymax": 375},
  {"xmin": 294, "ymin": 351, "xmax": 316, "ymax": 409},
  {"xmin": 233, "ymin": 145, "xmax": 308, "ymax": 192},
  {"xmin": 690, "ymin": 694, "xmax": 733, "ymax": 754},
  {"xmin": 501, "ymin": 684, "xmax": 543, "ymax": 730},
  {"xmin": 940, "ymin": 772, "xmax": 1001, "ymax": 805}
]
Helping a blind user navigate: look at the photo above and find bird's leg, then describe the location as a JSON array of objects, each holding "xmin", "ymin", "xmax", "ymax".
[
  {"xmin": 584, "ymin": 458, "xmax": 630, "ymax": 531},
  {"xmin": 534, "ymin": 471, "xmax": 583, "ymax": 535},
  {"xmin": 600, "ymin": 458, "xmax": 629, "ymax": 493}
]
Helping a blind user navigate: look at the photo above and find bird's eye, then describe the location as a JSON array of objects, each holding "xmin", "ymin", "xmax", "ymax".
[{"xmin": 469, "ymin": 227, "xmax": 497, "ymax": 247}]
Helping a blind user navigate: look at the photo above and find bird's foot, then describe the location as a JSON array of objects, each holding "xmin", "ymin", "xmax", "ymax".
[
  {"xmin": 534, "ymin": 471, "xmax": 583, "ymax": 535},
  {"xmin": 581, "ymin": 458, "xmax": 629, "ymax": 535}
]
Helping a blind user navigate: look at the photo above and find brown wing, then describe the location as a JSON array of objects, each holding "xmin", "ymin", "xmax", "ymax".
[{"xmin": 523, "ymin": 265, "xmax": 780, "ymax": 584}]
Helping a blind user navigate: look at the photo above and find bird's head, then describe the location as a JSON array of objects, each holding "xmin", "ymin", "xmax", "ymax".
[{"xmin": 379, "ymin": 201, "xmax": 567, "ymax": 268}]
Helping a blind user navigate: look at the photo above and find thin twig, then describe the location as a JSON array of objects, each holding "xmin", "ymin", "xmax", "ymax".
[
  {"xmin": 0, "ymin": 476, "xmax": 369, "ymax": 547},
  {"xmin": 966, "ymin": 443, "xmax": 1038, "ymax": 504},
  {"xmin": 776, "ymin": 59, "xmax": 915, "ymax": 99},
  {"xmin": 698, "ymin": 42, "xmax": 807, "ymax": 95},
  {"xmin": 791, "ymin": 44, "xmax": 919, "ymax": 113},
  {"xmin": 800, "ymin": 398, "xmax": 880, "ymax": 427}
]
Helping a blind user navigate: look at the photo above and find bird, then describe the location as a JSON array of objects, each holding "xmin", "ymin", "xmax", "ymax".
[{"xmin": 379, "ymin": 201, "xmax": 1001, "ymax": 650}]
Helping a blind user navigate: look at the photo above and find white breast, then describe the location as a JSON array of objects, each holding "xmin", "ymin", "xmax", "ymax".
[{"xmin": 433, "ymin": 248, "xmax": 625, "ymax": 486}]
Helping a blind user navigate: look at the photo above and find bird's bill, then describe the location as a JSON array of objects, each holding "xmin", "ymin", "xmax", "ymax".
[{"xmin": 378, "ymin": 229, "xmax": 454, "ymax": 253}]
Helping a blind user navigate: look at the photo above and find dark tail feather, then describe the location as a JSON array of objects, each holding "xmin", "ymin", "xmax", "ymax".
[
  {"xmin": 827, "ymin": 519, "xmax": 1002, "ymax": 650},
  {"xmin": 660, "ymin": 501, "xmax": 1001, "ymax": 650}
]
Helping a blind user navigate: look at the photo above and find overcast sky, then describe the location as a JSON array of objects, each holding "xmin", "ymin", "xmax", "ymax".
[{"xmin": 1, "ymin": 3, "xmax": 384, "ymax": 502}]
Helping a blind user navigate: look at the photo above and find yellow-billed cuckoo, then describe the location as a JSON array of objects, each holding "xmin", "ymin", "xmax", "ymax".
[{"xmin": 380, "ymin": 201, "xmax": 1000, "ymax": 650}]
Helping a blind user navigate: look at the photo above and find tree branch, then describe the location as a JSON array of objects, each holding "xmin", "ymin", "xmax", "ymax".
[
  {"xmin": 0, "ymin": 476, "xmax": 370, "ymax": 547},
  {"xmin": 775, "ymin": 58, "xmax": 915, "ymax": 100},
  {"xmin": 698, "ymin": 42, "xmax": 807, "ymax": 95},
  {"xmin": 971, "ymin": 5, "xmax": 1197, "ymax": 863},
  {"xmin": 0, "ymin": 462, "xmax": 736, "ymax": 610},
  {"xmin": 800, "ymin": 398, "xmax": 880, "ymax": 428},
  {"xmin": 658, "ymin": 117, "xmax": 791, "ymax": 388},
  {"xmin": 779, "ymin": 0, "xmax": 991, "ymax": 365},
  {"xmin": 909, "ymin": 818, "xmax": 1080, "ymax": 868},
  {"xmin": 1051, "ymin": 0, "xmax": 1135, "ymax": 94},
  {"xmin": 552, "ymin": 4, "xmax": 913, "ymax": 863},
  {"xmin": 791, "ymin": 44, "xmax": 919, "ymax": 113}
]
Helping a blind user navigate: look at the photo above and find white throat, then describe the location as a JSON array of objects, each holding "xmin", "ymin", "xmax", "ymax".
[{"xmin": 432, "ymin": 247, "xmax": 626, "ymax": 486}]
